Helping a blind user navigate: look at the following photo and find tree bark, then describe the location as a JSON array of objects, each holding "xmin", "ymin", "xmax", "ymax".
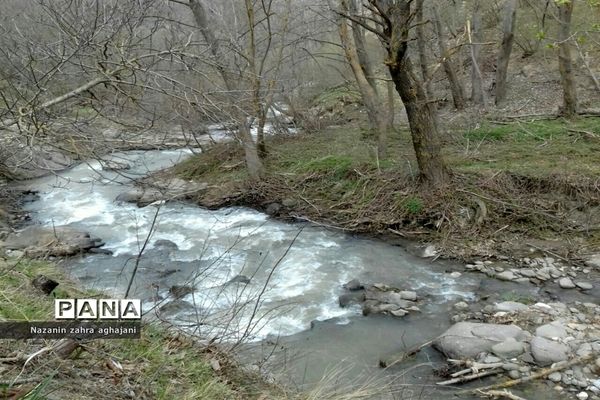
[
  {"xmin": 378, "ymin": 1, "xmax": 451, "ymax": 186},
  {"xmin": 415, "ymin": 0, "xmax": 434, "ymax": 100},
  {"xmin": 339, "ymin": 0, "xmax": 390, "ymax": 159},
  {"xmin": 187, "ymin": 0, "xmax": 264, "ymax": 179},
  {"xmin": 432, "ymin": 5, "xmax": 466, "ymax": 110},
  {"xmin": 470, "ymin": 2, "xmax": 485, "ymax": 105},
  {"xmin": 557, "ymin": 0, "xmax": 578, "ymax": 117},
  {"xmin": 495, "ymin": 0, "xmax": 518, "ymax": 105}
]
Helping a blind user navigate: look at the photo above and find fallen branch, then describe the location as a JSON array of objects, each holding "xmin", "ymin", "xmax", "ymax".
[
  {"xmin": 437, "ymin": 368, "xmax": 503, "ymax": 385},
  {"xmin": 478, "ymin": 389, "xmax": 528, "ymax": 400},
  {"xmin": 379, "ymin": 338, "xmax": 436, "ymax": 368},
  {"xmin": 456, "ymin": 353, "xmax": 597, "ymax": 395}
]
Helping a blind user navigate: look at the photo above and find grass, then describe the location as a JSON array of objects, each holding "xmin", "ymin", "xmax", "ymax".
[
  {"xmin": 171, "ymin": 115, "xmax": 600, "ymax": 258},
  {"xmin": 0, "ymin": 257, "xmax": 272, "ymax": 400}
]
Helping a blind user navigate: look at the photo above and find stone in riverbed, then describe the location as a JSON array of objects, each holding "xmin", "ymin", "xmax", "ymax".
[
  {"xmin": 497, "ymin": 271, "xmax": 516, "ymax": 281},
  {"xmin": 434, "ymin": 322, "xmax": 528, "ymax": 359},
  {"xmin": 491, "ymin": 337, "xmax": 526, "ymax": 359},
  {"xmin": 339, "ymin": 292, "xmax": 366, "ymax": 308},
  {"xmin": 559, "ymin": 277, "xmax": 576, "ymax": 289},
  {"xmin": 343, "ymin": 279, "xmax": 364, "ymax": 291},
  {"xmin": 0, "ymin": 226, "xmax": 103, "ymax": 257},
  {"xmin": 494, "ymin": 301, "xmax": 528, "ymax": 313},
  {"xmin": 531, "ymin": 336, "xmax": 570, "ymax": 366},
  {"xmin": 519, "ymin": 269, "xmax": 536, "ymax": 278},
  {"xmin": 536, "ymin": 322, "xmax": 568, "ymax": 339},
  {"xmin": 575, "ymin": 282, "xmax": 593, "ymax": 290},
  {"xmin": 399, "ymin": 291, "xmax": 417, "ymax": 301},
  {"xmin": 548, "ymin": 372, "xmax": 562, "ymax": 383}
]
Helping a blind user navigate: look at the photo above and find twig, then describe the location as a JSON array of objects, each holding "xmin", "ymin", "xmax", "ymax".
[
  {"xmin": 437, "ymin": 368, "xmax": 503, "ymax": 385},
  {"xmin": 379, "ymin": 338, "xmax": 436, "ymax": 368},
  {"xmin": 457, "ymin": 353, "xmax": 597, "ymax": 394},
  {"xmin": 478, "ymin": 389, "xmax": 528, "ymax": 400}
]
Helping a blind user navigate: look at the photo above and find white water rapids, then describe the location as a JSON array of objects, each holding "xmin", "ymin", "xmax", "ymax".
[{"xmin": 22, "ymin": 149, "xmax": 477, "ymax": 342}]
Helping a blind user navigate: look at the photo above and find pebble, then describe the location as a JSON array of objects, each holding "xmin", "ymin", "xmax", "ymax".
[
  {"xmin": 520, "ymin": 268, "xmax": 536, "ymax": 278},
  {"xmin": 548, "ymin": 372, "xmax": 562, "ymax": 383},
  {"xmin": 576, "ymin": 392, "xmax": 588, "ymax": 400},
  {"xmin": 449, "ymin": 272, "xmax": 461, "ymax": 278},
  {"xmin": 497, "ymin": 271, "xmax": 516, "ymax": 281},
  {"xmin": 453, "ymin": 302, "xmax": 469, "ymax": 311},
  {"xmin": 508, "ymin": 370, "xmax": 521, "ymax": 379},
  {"xmin": 559, "ymin": 277, "xmax": 576, "ymax": 289}
]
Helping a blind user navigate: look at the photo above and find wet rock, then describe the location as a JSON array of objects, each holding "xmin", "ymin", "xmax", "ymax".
[
  {"xmin": 434, "ymin": 322, "xmax": 528, "ymax": 359},
  {"xmin": 339, "ymin": 292, "xmax": 365, "ymax": 308},
  {"xmin": 491, "ymin": 337, "xmax": 526, "ymax": 359},
  {"xmin": 265, "ymin": 203, "xmax": 282, "ymax": 215},
  {"xmin": 494, "ymin": 301, "xmax": 528, "ymax": 313},
  {"xmin": 0, "ymin": 226, "xmax": 103, "ymax": 257},
  {"xmin": 575, "ymin": 282, "xmax": 593, "ymax": 290},
  {"xmin": 420, "ymin": 244, "xmax": 437, "ymax": 258},
  {"xmin": 531, "ymin": 336, "xmax": 570, "ymax": 366},
  {"xmin": 536, "ymin": 322, "xmax": 568, "ymax": 339},
  {"xmin": 154, "ymin": 239, "xmax": 179, "ymax": 250},
  {"xmin": 88, "ymin": 247, "xmax": 113, "ymax": 255},
  {"xmin": 497, "ymin": 271, "xmax": 516, "ymax": 281},
  {"xmin": 449, "ymin": 272, "xmax": 461, "ymax": 278},
  {"xmin": 559, "ymin": 277, "xmax": 576, "ymax": 289},
  {"xmin": 227, "ymin": 275, "xmax": 251, "ymax": 285},
  {"xmin": 454, "ymin": 302, "xmax": 469, "ymax": 311},
  {"xmin": 100, "ymin": 160, "xmax": 130, "ymax": 171},
  {"xmin": 399, "ymin": 291, "xmax": 417, "ymax": 301},
  {"xmin": 364, "ymin": 290, "xmax": 414, "ymax": 309},
  {"xmin": 169, "ymin": 285, "xmax": 195, "ymax": 299},
  {"xmin": 115, "ymin": 188, "xmax": 145, "ymax": 203},
  {"xmin": 343, "ymin": 279, "xmax": 364, "ymax": 291}
]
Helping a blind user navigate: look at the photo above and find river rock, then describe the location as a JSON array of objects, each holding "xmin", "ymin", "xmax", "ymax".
[
  {"xmin": 497, "ymin": 271, "xmax": 516, "ymax": 281},
  {"xmin": 536, "ymin": 322, "xmax": 568, "ymax": 339},
  {"xmin": 491, "ymin": 337, "xmax": 526, "ymax": 359},
  {"xmin": 548, "ymin": 372, "xmax": 563, "ymax": 383},
  {"xmin": 169, "ymin": 285, "xmax": 195, "ymax": 299},
  {"xmin": 364, "ymin": 290, "xmax": 413, "ymax": 309},
  {"xmin": 575, "ymin": 282, "xmax": 593, "ymax": 290},
  {"xmin": 0, "ymin": 226, "xmax": 103, "ymax": 257},
  {"xmin": 434, "ymin": 322, "xmax": 528, "ymax": 359},
  {"xmin": 559, "ymin": 277, "xmax": 576, "ymax": 289},
  {"xmin": 531, "ymin": 336, "xmax": 570, "ymax": 366},
  {"xmin": 494, "ymin": 301, "xmax": 528, "ymax": 313},
  {"xmin": 339, "ymin": 292, "xmax": 365, "ymax": 308},
  {"xmin": 226, "ymin": 275, "xmax": 251, "ymax": 285},
  {"xmin": 399, "ymin": 291, "xmax": 417, "ymax": 301},
  {"xmin": 585, "ymin": 255, "xmax": 600, "ymax": 269},
  {"xmin": 159, "ymin": 299, "xmax": 194, "ymax": 316},
  {"xmin": 343, "ymin": 279, "xmax": 364, "ymax": 291},
  {"xmin": 520, "ymin": 269, "xmax": 536, "ymax": 278},
  {"xmin": 153, "ymin": 239, "xmax": 179, "ymax": 250},
  {"xmin": 265, "ymin": 203, "xmax": 282, "ymax": 215},
  {"xmin": 100, "ymin": 160, "xmax": 130, "ymax": 171}
]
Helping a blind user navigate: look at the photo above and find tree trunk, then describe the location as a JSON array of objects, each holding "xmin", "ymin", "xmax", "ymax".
[
  {"xmin": 188, "ymin": 0, "xmax": 264, "ymax": 178},
  {"xmin": 432, "ymin": 5, "xmax": 466, "ymax": 110},
  {"xmin": 495, "ymin": 0, "xmax": 518, "ymax": 105},
  {"xmin": 387, "ymin": 79, "xmax": 395, "ymax": 126},
  {"xmin": 557, "ymin": 0, "xmax": 578, "ymax": 117},
  {"xmin": 470, "ymin": 2, "xmax": 485, "ymax": 105},
  {"xmin": 415, "ymin": 0, "xmax": 434, "ymax": 100},
  {"xmin": 339, "ymin": 0, "xmax": 390, "ymax": 159},
  {"xmin": 383, "ymin": 2, "xmax": 451, "ymax": 186},
  {"xmin": 239, "ymin": 122, "xmax": 264, "ymax": 179}
]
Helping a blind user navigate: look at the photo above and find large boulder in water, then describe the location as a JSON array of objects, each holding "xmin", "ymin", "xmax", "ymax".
[
  {"xmin": 0, "ymin": 226, "xmax": 103, "ymax": 257},
  {"xmin": 434, "ymin": 322, "xmax": 529, "ymax": 359}
]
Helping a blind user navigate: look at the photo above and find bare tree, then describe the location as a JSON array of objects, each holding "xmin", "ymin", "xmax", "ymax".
[
  {"xmin": 556, "ymin": 0, "xmax": 578, "ymax": 117},
  {"xmin": 415, "ymin": 0, "xmax": 434, "ymax": 100},
  {"xmin": 432, "ymin": 4, "xmax": 466, "ymax": 110},
  {"xmin": 337, "ymin": 0, "xmax": 391, "ymax": 159},
  {"xmin": 495, "ymin": 0, "xmax": 518, "ymax": 105},
  {"xmin": 350, "ymin": 0, "xmax": 451, "ymax": 186},
  {"xmin": 469, "ymin": 1, "xmax": 486, "ymax": 106}
]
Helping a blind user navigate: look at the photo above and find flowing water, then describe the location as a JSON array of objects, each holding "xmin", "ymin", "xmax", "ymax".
[{"xmin": 21, "ymin": 148, "xmax": 488, "ymax": 396}]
